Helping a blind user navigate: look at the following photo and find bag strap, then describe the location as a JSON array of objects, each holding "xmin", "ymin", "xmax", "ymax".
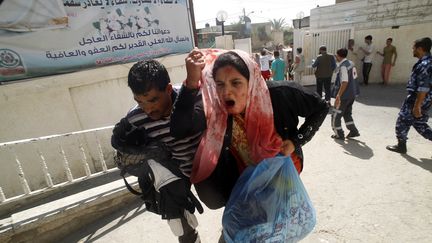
[{"xmin": 122, "ymin": 174, "xmax": 143, "ymax": 195}]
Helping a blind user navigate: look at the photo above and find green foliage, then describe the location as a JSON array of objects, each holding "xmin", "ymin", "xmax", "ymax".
[
  {"xmin": 270, "ymin": 18, "xmax": 286, "ymax": 31},
  {"xmin": 283, "ymin": 29, "xmax": 293, "ymax": 45},
  {"xmin": 257, "ymin": 26, "xmax": 270, "ymax": 42},
  {"xmin": 228, "ymin": 17, "xmax": 250, "ymax": 39}
]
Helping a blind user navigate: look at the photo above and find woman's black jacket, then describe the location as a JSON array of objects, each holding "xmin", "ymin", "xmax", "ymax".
[{"xmin": 170, "ymin": 80, "xmax": 329, "ymax": 172}]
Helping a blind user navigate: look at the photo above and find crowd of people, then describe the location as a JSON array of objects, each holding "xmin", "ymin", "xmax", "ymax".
[{"xmin": 110, "ymin": 36, "xmax": 431, "ymax": 242}]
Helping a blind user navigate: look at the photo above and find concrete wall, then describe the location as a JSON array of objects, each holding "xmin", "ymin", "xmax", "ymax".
[
  {"xmin": 0, "ymin": 54, "xmax": 188, "ymax": 198},
  {"xmin": 215, "ymin": 35, "xmax": 234, "ymax": 50},
  {"xmin": 272, "ymin": 31, "xmax": 284, "ymax": 47},
  {"xmin": 352, "ymin": 22, "xmax": 430, "ymax": 84},
  {"xmin": 311, "ymin": 0, "xmax": 432, "ymax": 30},
  {"xmin": 234, "ymin": 38, "xmax": 252, "ymax": 54}
]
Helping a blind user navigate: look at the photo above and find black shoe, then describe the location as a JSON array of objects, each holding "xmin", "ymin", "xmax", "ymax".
[
  {"xmin": 346, "ymin": 131, "xmax": 360, "ymax": 138},
  {"xmin": 331, "ymin": 134, "xmax": 344, "ymax": 140},
  {"xmin": 218, "ymin": 231, "xmax": 225, "ymax": 243},
  {"xmin": 386, "ymin": 140, "xmax": 407, "ymax": 154},
  {"xmin": 179, "ymin": 230, "xmax": 200, "ymax": 243}
]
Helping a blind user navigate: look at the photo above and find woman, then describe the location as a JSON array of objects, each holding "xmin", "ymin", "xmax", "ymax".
[{"xmin": 171, "ymin": 49, "xmax": 328, "ymax": 209}]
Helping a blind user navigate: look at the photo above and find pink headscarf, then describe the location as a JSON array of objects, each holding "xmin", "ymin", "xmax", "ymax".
[{"xmin": 190, "ymin": 49, "xmax": 282, "ymax": 183}]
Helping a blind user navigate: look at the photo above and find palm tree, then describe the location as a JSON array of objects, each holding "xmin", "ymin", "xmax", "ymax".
[{"xmin": 270, "ymin": 18, "xmax": 286, "ymax": 31}]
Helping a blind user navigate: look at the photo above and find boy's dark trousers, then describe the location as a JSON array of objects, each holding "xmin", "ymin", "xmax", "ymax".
[{"xmin": 331, "ymin": 98, "xmax": 359, "ymax": 137}]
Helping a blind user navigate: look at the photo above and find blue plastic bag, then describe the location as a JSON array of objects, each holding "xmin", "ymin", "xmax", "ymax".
[{"xmin": 222, "ymin": 156, "xmax": 316, "ymax": 243}]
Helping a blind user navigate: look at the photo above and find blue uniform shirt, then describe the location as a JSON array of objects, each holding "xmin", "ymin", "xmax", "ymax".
[{"xmin": 407, "ymin": 53, "xmax": 432, "ymax": 95}]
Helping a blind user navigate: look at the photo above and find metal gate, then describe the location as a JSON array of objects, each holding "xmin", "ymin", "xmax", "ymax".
[{"xmin": 294, "ymin": 28, "xmax": 353, "ymax": 85}]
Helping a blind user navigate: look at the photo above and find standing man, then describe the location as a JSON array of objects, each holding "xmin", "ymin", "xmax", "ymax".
[
  {"xmin": 386, "ymin": 37, "xmax": 432, "ymax": 153},
  {"xmin": 271, "ymin": 50, "xmax": 287, "ymax": 81},
  {"xmin": 259, "ymin": 49, "xmax": 274, "ymax": 81},
  {"xmin": 377, "ymin": 37, "xmax": 398, "ymax": 85},
  {"xmin": 312, "ymin": 45, "xmax": 337, "ymax": 105},
  {"xmin": 359, "ymin": 35, "xmax": 375, "ymax": 85},
  {"xmin": 111, "ymin": 60, "xmax": 203, "ymax": 243},
  {"xmin": 331, "ymin": 48, "xmax": 360, "ymax": 140}
]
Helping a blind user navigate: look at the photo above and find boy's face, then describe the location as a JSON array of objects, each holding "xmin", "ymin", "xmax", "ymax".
[{"xmin": 133, "ymin": 83, "xmax": 173, "ymax": 120}]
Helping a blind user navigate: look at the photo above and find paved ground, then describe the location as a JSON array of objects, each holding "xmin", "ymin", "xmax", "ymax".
[{"xmin": 64, "ymin": 84, "xmax": 432, "ymax": 243}]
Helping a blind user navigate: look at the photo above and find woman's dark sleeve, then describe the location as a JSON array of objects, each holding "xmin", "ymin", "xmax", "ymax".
[
  {"xmin": 289, "ymin": 85, "xmax": 329, "ymax": 146},
  {"xmin": 270, "ymin": 81, "xmax": 329, "ymax": 147},
  {"xmin": 170, "ymin": 84, "xmax": 207, "ymax": 138}
]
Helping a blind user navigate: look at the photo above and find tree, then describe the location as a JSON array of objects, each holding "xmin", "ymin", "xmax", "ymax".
[
  {"xmin": 228, "ymin": 17, "xmax": 248, "ymax": 39},
  {"xmin": 270, "ymin": 18, "xmax": 286, "ymax": 31},
  {"xmin": 283, "ymin": 28, "xmax": 293, "ymax": 45},
  {"xmin": 257, "ymin": 26, "xmax": 270, "ymax": 42}
]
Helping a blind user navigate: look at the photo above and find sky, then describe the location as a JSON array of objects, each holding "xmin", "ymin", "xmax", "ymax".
[{"xmin": 192, "ymin": 0, "xmax": 336, "ymax": 29}]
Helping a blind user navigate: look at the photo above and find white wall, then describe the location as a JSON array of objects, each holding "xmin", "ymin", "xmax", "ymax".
[
  {"xmin": 0, "ymin": 54, "xmax": 188, "ymax": 198},
  {"xmin": 311, "ymin": 0, "xmax": 432, "ymax": 30},
  {"xmin": 272, "ymin": 31, "xmax": 284, "ymax": 47},
  {"xmin": 215, "ymin": 35, "xmax": 234, "ymax": 50},
  {"xmin": 353, "ymin": 22, "xmax": 431, "ymax": 84},
  {"xmin": 234, "ymin": 38, "xmax": 252, "ymax": 54}
]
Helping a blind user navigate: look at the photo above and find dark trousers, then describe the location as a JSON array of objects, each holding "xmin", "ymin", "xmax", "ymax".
[
  {"xmin": 194, "ymin": 151, "xmax": 239, "ymax": 210},
  {"xmin": 395, "ymin": 99, "xmax": 432, "ymax": 142},
  {"xmin": 316, "ymin": 77, "xmax": 332, "ymax": 101},
  {"xmin": 331, "ymin": 98, "xmax": 358, "ymax": 137},
  {"xmin": 362, "ymin": 63, "xmax": 372, "ymax": 85}
]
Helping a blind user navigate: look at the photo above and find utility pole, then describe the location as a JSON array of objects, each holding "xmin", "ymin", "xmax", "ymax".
[{"xmin": 243, "ymin": 8, "xmax": 246, "ymax": 22}]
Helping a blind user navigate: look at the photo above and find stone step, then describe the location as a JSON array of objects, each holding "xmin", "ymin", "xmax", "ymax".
[{"xmin": 0, "ymin": 173, "xmax": 138, "ymax": 243}]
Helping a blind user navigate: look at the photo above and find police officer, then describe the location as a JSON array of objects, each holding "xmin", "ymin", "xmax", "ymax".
[{"xmin": 386, "ymin": 37, "xmax": 432, "ymax": 153}]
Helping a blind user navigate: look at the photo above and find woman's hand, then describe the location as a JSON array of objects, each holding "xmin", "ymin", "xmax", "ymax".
[
  {"xmin": 280, "ymin": 139, "xmax": 295, "ymax": 156},
  {"xmin": 185, "ymin": 48, "xmax": 205, "ymax": 89}
]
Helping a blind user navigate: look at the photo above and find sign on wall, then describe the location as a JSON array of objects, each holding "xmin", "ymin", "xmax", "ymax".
[{"xmin": 0, "ymin": 0, "xmax": 194, "ymax": 83}]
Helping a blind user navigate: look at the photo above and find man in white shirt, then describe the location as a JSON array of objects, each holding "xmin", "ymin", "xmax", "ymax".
[
  {"xmin": 331, "ymin": 48, "xmax": 360, "ymax": 140},
  {"xmin": 359, "ymin": 35, "xmax": 374, "ymax": 85},
  {"xmin": 259, "ymin": 49, "xmax": 274, "ymax": 80}
]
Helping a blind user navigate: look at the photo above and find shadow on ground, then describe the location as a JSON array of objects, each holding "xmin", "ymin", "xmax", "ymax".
[
  {"xmin": 304, "ymin": 83, "xmax": 406, "ymax": 109},
  {"xmin": 334, "ymin": 138, "xmax": 374, "ymax": 160},
  {"xmin": 63, "ymin": 198, "xmax": 146, "ymax": 242},
  {"xmin": 402, "ymin": 154, "xmax": 432, "ymax": 173},
  {"xmin": 355, "ymin": 84, "xmax": 407, "ymax": 109}
]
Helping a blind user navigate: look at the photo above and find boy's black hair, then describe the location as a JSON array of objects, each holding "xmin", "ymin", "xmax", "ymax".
[
  {"xmin": 128, "ymin": 60, "xmax": 171, "ymax": 94},
  {"xmin": 274, "ymin": 50, "xmax": 280, "ymax": 57},
  {"xmin": 297, "ymin": 47, "xmax": 302, "ymax": 53},
  {"xmin": 336, "ymin": 48, "xmax": 348, "ymax": 58},
  {"xmin": 365, "ymin": 35, "xmax": 373, "ymax": 41},
  {"xmin": 414, "ymin": 37, "xmax": 432, "ymax": 53},
  {"xmin": 212, "ymin": 51, "xmax": 250, "ymax": 81},
  {"xmin": 319, "ymin": 45, "xmax": 327, "ymax": 51}
]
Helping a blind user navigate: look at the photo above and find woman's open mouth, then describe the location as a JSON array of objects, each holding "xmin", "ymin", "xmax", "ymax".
[{"xmin": 225, "ymin": 100, "xmax": 235, "ymax": 108}]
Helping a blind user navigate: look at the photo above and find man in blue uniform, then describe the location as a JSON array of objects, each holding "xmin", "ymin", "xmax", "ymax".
[{"xmin": 386, "ymin": 37, "xmax": 432, "ymax": 153}]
